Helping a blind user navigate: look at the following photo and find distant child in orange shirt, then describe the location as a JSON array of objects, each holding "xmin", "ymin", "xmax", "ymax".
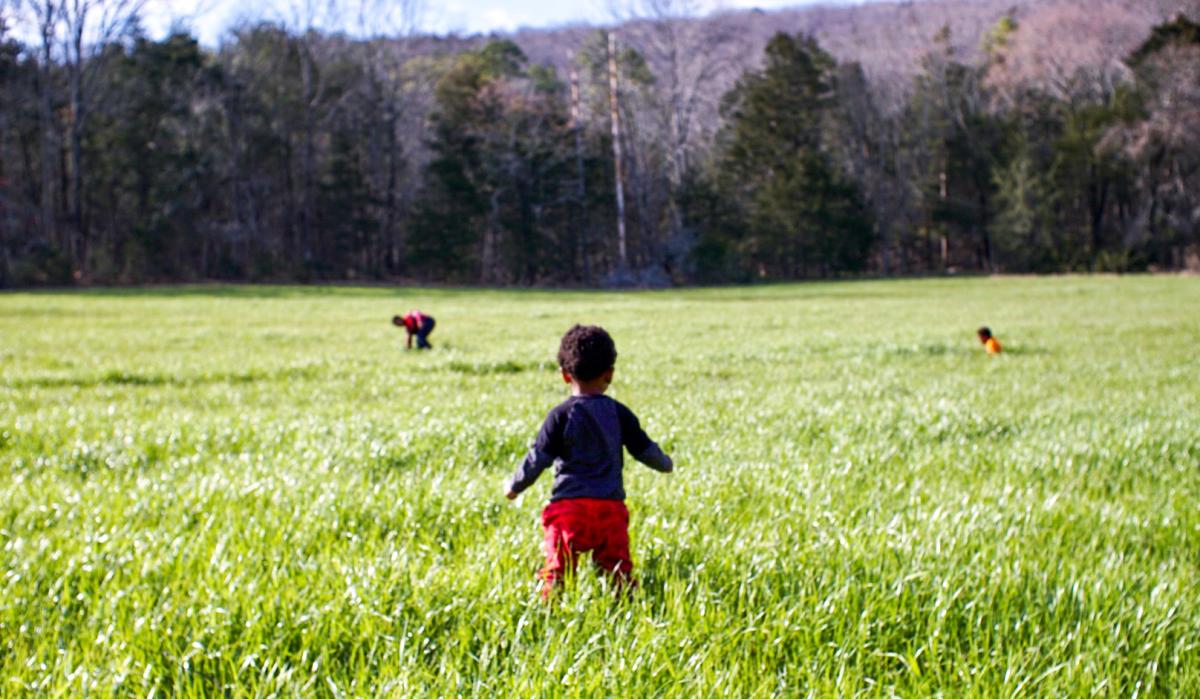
[{"xmin": 977, "ymin": 326, "xmax": 1002, "ymax": 354}]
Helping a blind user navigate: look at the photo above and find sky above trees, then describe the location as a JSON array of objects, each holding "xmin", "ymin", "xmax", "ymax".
[{"xmin": 140, "ymin": 0, "xmax": 875, "ymax": 44}]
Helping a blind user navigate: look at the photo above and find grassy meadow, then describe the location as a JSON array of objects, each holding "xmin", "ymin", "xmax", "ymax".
[{"xmin": 1, "ymin": 276, "xmax": 1198, "ymax": 696}]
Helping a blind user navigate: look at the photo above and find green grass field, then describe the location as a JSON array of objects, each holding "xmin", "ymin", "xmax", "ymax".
[{"xmin": 2, "ymin": 277, "xmax": 1198, "ymax": 697}]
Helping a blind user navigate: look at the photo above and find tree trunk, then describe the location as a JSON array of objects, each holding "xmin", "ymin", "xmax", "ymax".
[
  {"xmin": 1090, "ymin": 177, "xmax": 1109, "ymax": 264},
  {"xmin": 607, "ymin": 31, "xmax": 628, "ymax": 269},
  {"xmin": 226, "ymin": 84, "xmax": 248, "ymax": 275},
  {"xmin": 482, "ymin": 188, "xmax": 502, "ymax": 283},
  {"xmin": 939, "ymin": 168, "xmax": 948, "ymax": 270},
  {"xmin": 69, "ymin": 52, "xmax": 85, "ymax": 274},
  {"xmin": 301, "ymin": 49, "xmax": 315, "ymax": 266},
  {"xmin": 37, "ymin": 16, "xmax": 57, "ymax": 251},
  {"xmin": 568, "ymin": 54, "xmax": 590, "ymax": 282},
  {"xmin": 383, "ymin": 103, "xmax": 398, "ymax": 275}
]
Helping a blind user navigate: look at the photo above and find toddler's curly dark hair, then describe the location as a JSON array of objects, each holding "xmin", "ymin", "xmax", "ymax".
[{"xmin": 557, "ymin": 324, "xmax": 617, "ymax": 381}]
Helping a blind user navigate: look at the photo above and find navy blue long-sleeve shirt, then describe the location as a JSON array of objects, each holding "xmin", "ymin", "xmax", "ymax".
[{"xmin": 508, "ymin": 394, "xmax": 673, "ymax": 501}]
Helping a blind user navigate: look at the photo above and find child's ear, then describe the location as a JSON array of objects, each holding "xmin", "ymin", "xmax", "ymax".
[
  {"xmin": 603, "ymin": 367, "xmax": 615, "ymax": 384},
  {"xmin": 561, "ymin": 370, "xmax": 572, "ymax": 384}
]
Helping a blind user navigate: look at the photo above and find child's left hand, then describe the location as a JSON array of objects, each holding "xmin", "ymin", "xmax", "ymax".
[{"xmin": 505, "ymin": 490, "xmax": 518, "ymax": 500}]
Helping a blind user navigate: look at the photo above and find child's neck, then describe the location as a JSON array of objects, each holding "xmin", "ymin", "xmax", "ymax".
[{"xmin": 571, "ymin": 380, "xmax": 609, "ymax": 396}]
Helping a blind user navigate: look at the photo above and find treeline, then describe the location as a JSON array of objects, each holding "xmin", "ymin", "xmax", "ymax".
[{"xmin": 0, "ymin": 2, "xmax": 1198, "ymax": 286}]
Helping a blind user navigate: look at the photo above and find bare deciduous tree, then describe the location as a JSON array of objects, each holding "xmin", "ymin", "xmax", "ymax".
[
  {"xmin": 15, "ymin": 0, "xmax": 145, "ymax": 273},
  {"xmin": 985, "ymin": 0, "xmax": 1150, "ymax": 106},
  {"xmin": 1105, "ymin": 39, "xmax": 1200, "ymax": 259},
  {"xmin": 20, "ymin": 0, "xmax": 62, "ymax": 251},
  {"xmin": 614, "ymin": 0, "xmax": 745, "ymax": 237},
  {"xmin": 60, "ymin": 0, "xmax": 147, "ymax": 269},
  {"xmin": 606, "ymin": 30, "xmax": 627, "ymax": 267},
  {"xmin": 350, "ymin": 0, "xmax": 424, "ymax": 274}
]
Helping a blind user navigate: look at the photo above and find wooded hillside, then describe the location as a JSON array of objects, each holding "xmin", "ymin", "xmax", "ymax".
[{"xmin": 1, "ymin": 0, "xmax": 1197, "ymax": 285}]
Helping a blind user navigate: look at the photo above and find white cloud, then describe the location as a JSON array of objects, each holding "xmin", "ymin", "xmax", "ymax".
[
  {"xmin": 426, "ymin": 0, "xmax": 468, "ymax": 34},
  {"xmin": 479, "ymin": 8, "xmax": 518, "ymax": 32},
  {"xmin": 5, "ymin": 0, "xmax": 862, "ymax": 46}
]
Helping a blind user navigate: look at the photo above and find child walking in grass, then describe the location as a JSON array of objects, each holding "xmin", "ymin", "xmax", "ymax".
[{"xmin": 505, "ymin": 324, "xmax": 674, "ymax": 597}]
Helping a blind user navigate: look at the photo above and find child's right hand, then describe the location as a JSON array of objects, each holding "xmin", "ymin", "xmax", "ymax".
[{"xmin": 505, "ymin": 490, "xmax": 518, "ymax": 500}]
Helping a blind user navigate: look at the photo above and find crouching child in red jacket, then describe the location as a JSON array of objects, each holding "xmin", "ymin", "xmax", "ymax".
[
  {"xmin": 505, "ymin": 324, "xmax": 674, "ymax": 598},
  {"xmin": 393, "ymin": 310, "xmax": 435, "ymax": 350}
]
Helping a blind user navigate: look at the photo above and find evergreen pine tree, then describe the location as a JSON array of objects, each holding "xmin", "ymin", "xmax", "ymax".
[{"xmin": 717, "ymin": 33, "xmax": 874, "ymax": 278}]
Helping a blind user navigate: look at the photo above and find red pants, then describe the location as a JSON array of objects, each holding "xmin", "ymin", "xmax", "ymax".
[{"xmin": 540, "ymin": 498, "xmax": 633, "ymax": 592}]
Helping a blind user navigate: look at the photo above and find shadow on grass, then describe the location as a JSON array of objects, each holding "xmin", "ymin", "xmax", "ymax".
[
  {"xmin": 8, "ymin": 284, "xmax": 479, "ymax": 300},
  {"xmin": 993, "ymin": 345, "xmax": 1051, "ymax": 356},
  {"xmin": 868, "ymin": 342, "xmax": 1051, "ymax": 358},
  {"xmin": 881, "ymin": 343, "xmax": 970, "ymax": 357},
  {"xmin": 6, "ymin": 365, "xmax": 322, "ymax": 390},
  {"xmin": 64, "ymin": 284, "xmax": 392, "ymax": 299},
  {"xmin": 444, "ymin": 359, "xmax": 556, "ymax": 375},
  {"xmin": 10, "ymin": 283, "xmax": 633, "ymax": 300}
]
